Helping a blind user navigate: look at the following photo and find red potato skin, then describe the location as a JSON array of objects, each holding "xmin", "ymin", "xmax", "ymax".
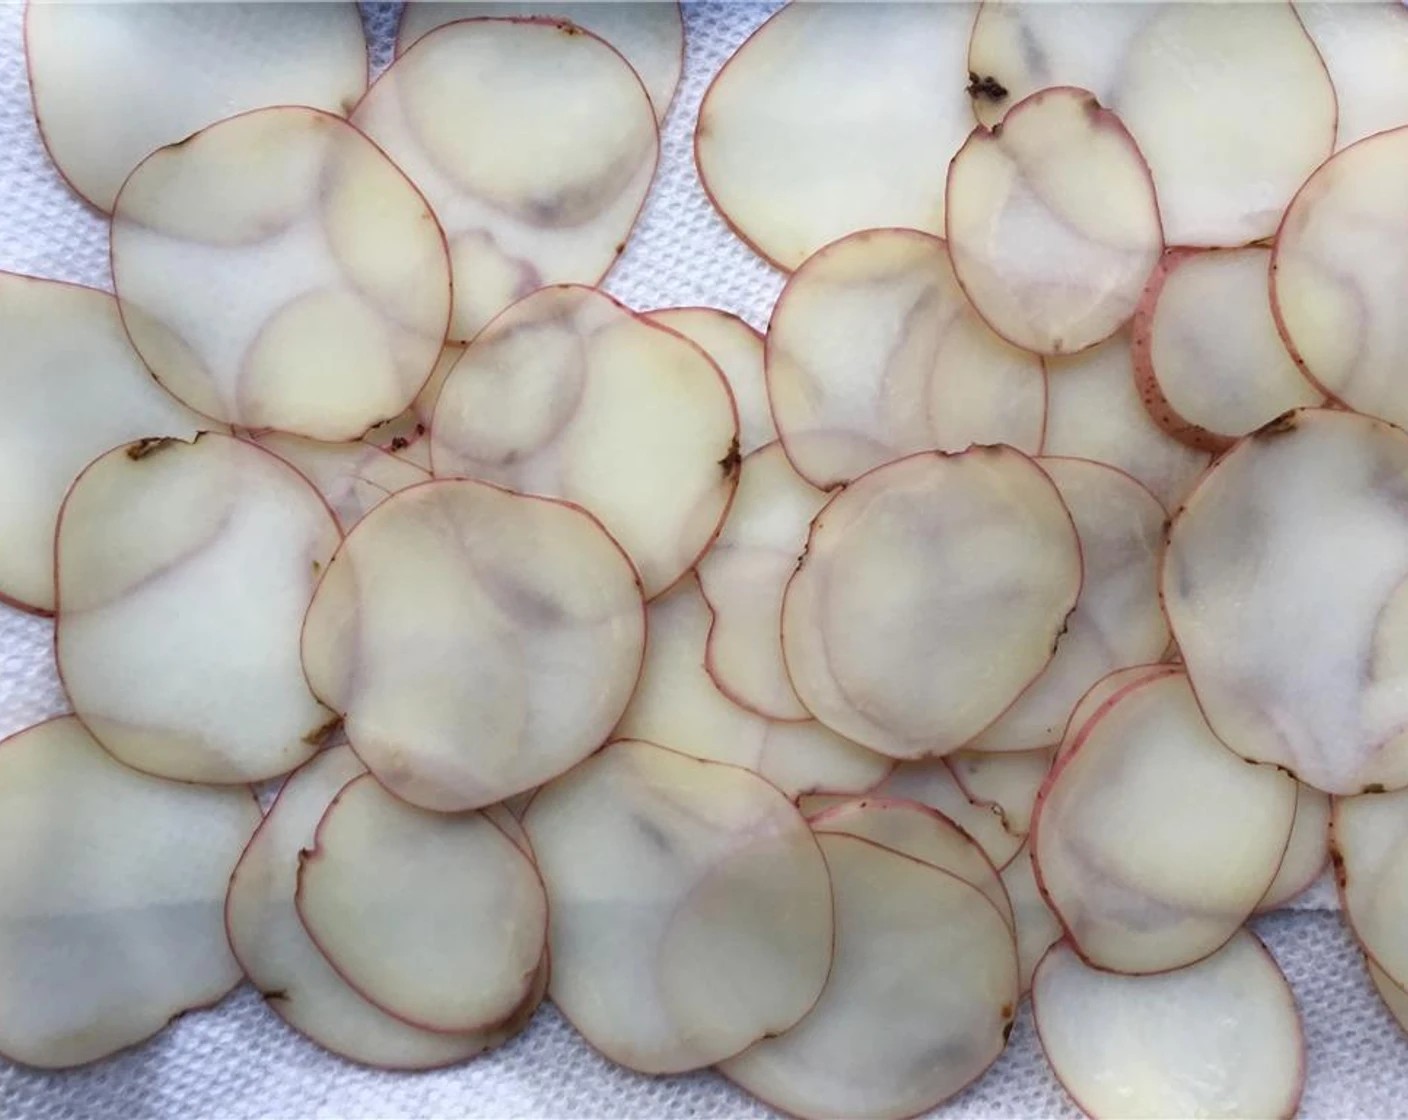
[
  {"xmin": 1056, "ymin": 662, "xmax": 1179, "ymax": 757},
  {"xmin": 1027, "ymin": 932, "xmax": 1306, "ymax": 1120}
]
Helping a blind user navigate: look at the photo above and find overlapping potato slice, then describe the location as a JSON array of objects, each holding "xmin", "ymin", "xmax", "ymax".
[
  {"xmin": 1257, "ymin": 783, "xmax": 1331, "ymax": 912},
  {"xmin": 947, "ymin": 749, "xmax": 1054, "ymax": 836},
  {"xmin": 1333, "ymin": 785, "xmax": 1408, "ymax": 993},
  {"xmin": 1296, "ymin": 1, "xmax": 1408, "ymax": 149},
  {"xmin": 253, "ymin": 434, "xmax": 429, "ymax": 531}
]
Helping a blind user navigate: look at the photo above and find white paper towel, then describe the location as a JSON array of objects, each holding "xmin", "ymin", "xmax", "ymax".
[{"xmin": 0, "ymin": 2, "xmax": 1399, "ymax": 1116}]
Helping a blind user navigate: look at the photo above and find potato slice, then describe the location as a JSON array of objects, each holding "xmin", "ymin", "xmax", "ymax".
[
  {"xmin": 1256, "ymin": 783, "xmax": 1331, "ymax": 912},
  {"xmin": 1295, "ymin": 1, "xmax": 1408, "ymax": 149},
  {"xmin": 1332, "ymin": 784, "xmax": 1408, "ymax": 993},
  {"xmin": 253, "ymin": 434, "xmax": 429, "ymax": 531}
]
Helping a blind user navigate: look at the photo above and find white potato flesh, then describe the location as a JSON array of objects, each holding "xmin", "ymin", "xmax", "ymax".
[
  {"xmin": 1370, "ymin": 958, "xmax": 1408, "ymax": 1035},
  {"xmin": 397, "ymin": 2, "xmax": 683, "ymax": 122},
  {"xmin": 55, "ymin": 434, "xmax": 341, "ymax": 784},
  {"xmin": 0, "ymin": 717, "xmax": 259, "ymax": 1068},
  {"xmin": 809, "ymin": 797, "xmax": 1015, "ymax": 932},
  {"xmin": 765, "ymin": 228, "xmax": 1046, "ymax": 490},
  {"xmin": 1057, "ymin": 664, "xmax": 1179, "ymax": 761},
  {"xmin": 110, "ymin": 107, "xmax": 451, "ymax": 442},
  {"xmin": 25, "ymin": 1, "xmax": 367, "ymax": 212},
  {"xmin": 1257, "ymin": 784, "xmax": 1331, "ymax": 912},
  {"xmin": 226, "ymin": 746, "xmax": 541, "ymax": 1067},
  {"xmin": 301, "ymin": 478, "xmax": 645, "ymax": 812},
  {"xmin": 1133, "ymin": 248, "xmax": 1322, "ymax": 453},
  {"xmin": 695, "ymin": 1, "xmax": 978, "ymax": 270},
  {"xmin": 719, "ymin": 834, "xmax": 1018, "ymax": 1120},
  {"xmin": 871, "ymin": 759, "xmax": 1024, "ymax": 871},
  {"xmin": 429, "ymin": 285, "xmax": 738, "ymax": 598},
  {"xmin": 1031, "ymin": 671, "xmax": 1296, "ymax": 973},
  {"xmin": 946, "ymin": 87, "xmax": 1164, "ymax": 358},
  {"xmin": 1032, "ymin": 934, "xmax": 1304, "ymax": 1120},
  {"xmin": 254, "ymin": 434, "xmax": 430, "ymax": 531},
  {"xmin": 695, "ymin": 443, "xmax": 826, "ymax": 722},
  {"xmin": 1164, "ymin": 409, "xmax": 1408, "ymax": 795},
  {"xmin": 1272, "ymin": 126, "xmax": 1408, "ymax": 430},
  {"xmin": 0, "ymin": 272, "xmax": 208, "ymax": 614},
  {"xmin": 782, "ymin": 447, "xmax": 1081, "ymax": 759},
  {"xmin": 645, "ymin": 307, "xmax": 773, "ymax": 454},
  {"xmin": 354, "ymin": 18, "xmax": 657, "ymax": 341},
  {"xmin": 1002, "ymin": 844, "xmax": 1063, "ymax": 994},
  {"xmin": 1333, "ymin": 785, "xmax": 1408, "ymax": 992},
  {"xmin": 967, "ymin": 1, "xmax": 1335, "ymax": 246},
  {"xmin": 1296, "ymin": 2, "xmax": 1408, "ymax": 149},
  {"xmin": 1043, "ymin": 331, "xmax": 1211, "ymax": 511},
  {"xmin": 296, "ymin": 774, "xmax": 546, "ymax": 1034},
  {"xmin": 522, "ymin": 740, "xmax": 834, "ymax": 1074},
  {"xmin": 947, "ymin": 749, "xmax": 1054, "ymax": 837},
  {"xmin": 969, "ymin": 458, "xmax": 1168, "ymax": 752},
  {"xmin": 614, "ymin": 575, "xmax": 889, "ymax": 797}
]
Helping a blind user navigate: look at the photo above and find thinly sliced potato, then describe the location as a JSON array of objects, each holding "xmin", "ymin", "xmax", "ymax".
[
  {"xmin": 764, "ymin": 228, "xmax": 1046, "ymax": 490},
  {"xmin": 1296, "ymin": 2, "xmax": 1408, "ymax": 149},
  {"xmin": 1032, "ymin": 934, "xmax": 1304, "ymax": 1119},
  {"xmin": 1031, "ymin": 672, "xmax": 1296, "ymax": 973},
  {"xmin": 1333, "ymin": 785, "xmax": 1408, "ymax": 992},
  {"xmin": 614, "ymin": 575, "xmax": 889, "ymax": 797},
  {"xmin": 0, "ymin": 272, "xmax": 208, "ymax": 614},
  {"xmin": 719, "ymin": 833, "xmax": 1017, "ymax": 1120},
  {"xmin": 354, "ymin": 18, "xmax": 657, "ymax": 341},
  {"xmin": 301, "ymin": 478, "xmax": 645, "ymax": 812},
  {"xmin": 969, "ymin": 458, "xmax": 1168, "ymax": 752},
  {"xmin": 0, "ymin": 717, "xmax": 259, "ymax": 1068},
  {"xmin": 695, "ymin": 1, "xmax": 978, "ymax": 270},
  {"xmin": 781, "ymin": 448, "xmax": 1081, "ymax": 759},
  {"xmin": 947, "ymin": 749, "xmax": 1054, "ymax": 836},
  {"xmin": 110, "ymin": 107, "xmax": 451, "ymax": 441},
  {"xmin": 946, "ymin": 87, "xmax": 1164, "ymax": 357},
  {"xmin": 55, "ymin": 434, "xmax": 341, "ymax": 784},
  {"xmin": 1002, "ymin": 844, "xmax": 1063, "ymax": 994},
  {"xmin": 1132, "ymin": 248, "xmax": 1322, "ymax": 453},
  {"xmin": 1256, "ymin": 783, "xmax": 1331, "ymax": 912},
  {"xmin": 522, "ymin": 740, "xmax": 834, "ymax": 1074},
  {"xmin": 1369, "ymin": 957, "xmax": 1408, "ymax": 1036},
  {"xmin": 25, "ymin": 0, "xmax": 367, "ymax": 212},
  {"xmin": 1056, "ymin": 664, "xmax": 1180, "ymax": 761},
  {"xmin": 870, "ymin": 759, "xmax": 1024, "ymax": 871},
  {"xmin": 1164, "ymin": 409, "xmax": 1408, "ymax": 795},
  {"xmin": 429, "ymin": 285, "xmax": 738, "ymax": 598},
  {"xmin": 253, "ymin": 434, "xmax": 429, "ymax": 531},
  {"xmin": 967, "ymin": 1, "xmax": 1335, "ymax": 246}
]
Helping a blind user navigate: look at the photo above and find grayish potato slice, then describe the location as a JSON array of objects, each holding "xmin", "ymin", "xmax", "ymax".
[{"xmin": 1333, "ymin": 784, "xmax": 1408, "ymax": 992}]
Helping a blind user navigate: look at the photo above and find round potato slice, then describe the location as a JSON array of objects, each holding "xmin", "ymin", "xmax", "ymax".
[
  {"xmin": 1032, "ymin": 934, "xmax": 1304, "ymax": 1119},
  {"xmin": 1332, "ymin": 784, "xmax": 1408, "ymax": 993},
  {"xmin": 1164, "ymin": 409, "xmax": 1408, "ymax": 795},
  {"xmin": 0, "ymin": 272, "xmax": 208, "ymax": 614},
  {"xmin": 946, "ymin": 87, "xmax": 1164, "ymax": 357},
  {"xmin": 1031, "ymin": 671, "xmax": 1296, "ymax": 973},
  {"xmin": 765, "ymin": 228, "xmax": 1046, "ymax": 490},
  {"xmin": 55, "ymin": 433, "xmax": 341, "ymax": 784},
  {"xmin": 522, "ymin": 740, "xmax": 834, "ymax": 1074},
  {"xmin": 302, "ymin": 478, "xmax": 645, "ymax": 812},
  {"xmin": 781, "ymin": 447, "xmax": 1082, "ymax": 759},
  {"xmin": 1256, "ymin": 783, "xmax": 1331, "ymax": 912},
  {"xmin": 25, "ymin": 1, "xmax": 367, "ymax": 212},
  {"xmin": 719, "ymin": 833, "xmax": 1018, "ymax": 1120},
  {"xmin": 110, "ymin": 106, "xmax": 451, "ymax": 441},
  {"xmin": 354, "ymin": 18, "xmax": 658, "ymax": 341},
  {"xmin": 429, "ymin": 285, "xmax": 739, "ymax": 598},
  {"xmin": 0, "ymin": 717, "xmax": 259, "ymax": 1068}
]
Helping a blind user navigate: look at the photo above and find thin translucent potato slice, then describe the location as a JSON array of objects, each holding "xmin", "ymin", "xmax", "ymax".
[
  {"xmin": 1002, "ymin": 844, "xmax": 1063, "ymax": 994},
  {"xmin": 1256, "ymin": 783, "xmax": 1331, "ymax": 912},
  {"xmin": 1369, "ymin": 958, "xmax": 1408, "ymax": 1036},
  {"xmin": 1333, "ymin": 785, "xmax": 1408, "ymax": 992},
  {"xmin": 947, "ymin": 749, "xmax": 1054, "ymax": 836},
  {"xmin": 1295, "ymin": 2, "xmax": 1408, "ymax": 149},
  {"xmin": 254, "ymin": 434, "xmax": 429, "ymax": 531},
  {"xmin": 1056, "ymin": 664, "xmax": 1180, "ymax": 762}
]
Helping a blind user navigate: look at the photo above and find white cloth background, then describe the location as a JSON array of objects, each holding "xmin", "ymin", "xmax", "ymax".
[{"xmin": 0, "ymin": 2, "xmax": 1401, "ymax": 1116}]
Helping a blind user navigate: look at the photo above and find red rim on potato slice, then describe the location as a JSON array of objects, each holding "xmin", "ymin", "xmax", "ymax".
[
  {"xmin": 396, "ymin": 2, "xmax": 684, "ymax": 123},
  {"xmin": 25, "ymin": 0, "xmax": 368, "ymax": 213},
  {"xmin": 354, "ymin": 18, "xmax": 659, "ymax": 342},
  {"xmin": 695, "ymin": 1, "xmax": 979, "ymax": 270},
  {"xmin": 966, "ymin": 0, "xmax": 1335, "ymax": 246},
  {"xmin": 614, "ymin": 574, "xmax": 889, "ymax": 798},
  {"xmin": 1295, "ymin": 1, "xmax": 1408, "ymax": 149},
  {"xmin": 1001, "ymin": 844, "xmax": 1063, "ymax": 995},
  {"xmin": 110, "ymin": 106, "xmax": 452, "ymax": 442},
  {"xmin": 718, "ymin": 833, "xmax": 1018, "ymax": 1120},
  {"xmin": 0, "ymin": 717, "xmax": 259, "ymax": 1069},
  {"xmin": 1032, "ymin": 933, "xmax": 1305, "ymax": 1120},
  {"xmin": 1056, "ymin": 664, "xmax": 1181, "ymax": 762},
  {"xmin": 522, "ymin": 740, "xmax": 834, "ymax": 1074},
  {"xmin": 295, "ymin": 774, "xmax": 547, "ymax": 1035},
  {"xmin": 946, "ymin": 748, "xmax": 1055, "ymax": 836},
  {"xmin": 253, "ymin": 434, "xmax": 430, "ymax": 532},
  {"xmin": 765, "ymin": 227, "xmax": 1046, "ymax": 491},
  {"xmin": 1031, "ymin": 671, "xmax": 1296, "ymax": 974},
  {"xmin": 1332, "ymin": 785, "xmax": 1408, "ymax": 993},
  {"xmin": 1271, "ymin": 126, "xmax": 1408, "ymax": 431},
  {"xmin": 301, "ymin": 478, "xmax": 646, "ymax": 812},
  {"xmin": 226, "ymin": 746, "xmax": 545, "ymax": 1069},
  {"xmin": 1131, "ymin": 248, "xmax": 1323, "ymax": 453},
  {"xmin": 55, "ymin": 433, "xmax": 342, "ymax": 784},
  {"xmin": 781, "ymin": 446, "xmax": 1082, "ymax": 760},
  {"xmin": 1256, "ymin": 783, "xmax": 1331, "ymax": 913},
  {"xmin": 0, "ymin": 272, "xmax": 209, "ymax": 615},
  {"xmin": 429, "ymin": 285, "xmax": 739, "ymax": 599},
  {"xmin": 1164, "ymin": 409, "xmax": 1408, "ymax": 795},
  {"xmin": 945, "ymin": 86, "xmax": 1164, "ymax": 358}
]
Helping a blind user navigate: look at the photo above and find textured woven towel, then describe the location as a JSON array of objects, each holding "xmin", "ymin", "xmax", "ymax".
[{"xmin": 0, "ymin": 3, "xmax": 1396, "ymax": 1116}]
